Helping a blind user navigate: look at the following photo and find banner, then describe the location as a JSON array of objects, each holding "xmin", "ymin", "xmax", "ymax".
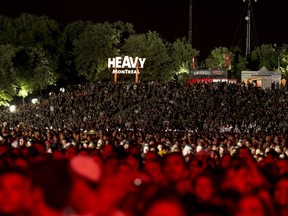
[
  {"xmin": 192, "ymin": 55, "xmax": 195, "ymax": 69},
  {"xmin": 191, "ymin": 70, "xmax": 228, "ymax": 77},
  {"xmin": 224, "ymin": 53, "xmax": 231, "ymax": 70}
]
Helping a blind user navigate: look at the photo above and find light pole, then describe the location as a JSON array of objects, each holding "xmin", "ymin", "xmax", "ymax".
[
  {"xmin": 9, "ymin": 105, "xmax": 16, "ymax": 128},
  {"xmin": 189, "ymin": 0, "xmax": 192, "ymax": 45},
  {"xmin": 243, "ymin": 0, "xmax": 257, "ymax": 58},
  {"xmin": 273, "ymin": 44, "xmax": 281, "ymax": 72}
]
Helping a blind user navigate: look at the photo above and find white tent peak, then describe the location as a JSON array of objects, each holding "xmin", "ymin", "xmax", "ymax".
[{"xmin": 258, "ymin": 66, "xmax": 269, "ymax": 71}]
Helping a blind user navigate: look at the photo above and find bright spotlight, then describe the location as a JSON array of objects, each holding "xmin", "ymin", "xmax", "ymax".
[
  {"xmin": 31, "ymin": 98, "xmax": 38, "ymax": 104},
  {"xmin": 9, "ymin": 105, "xmax": 16, "ymax": 113}
]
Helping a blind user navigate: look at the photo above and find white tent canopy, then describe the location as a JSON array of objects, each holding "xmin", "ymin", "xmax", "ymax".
[{"xmin": 241, "ymin": 67, "xmax": 282, "ymax": 89}]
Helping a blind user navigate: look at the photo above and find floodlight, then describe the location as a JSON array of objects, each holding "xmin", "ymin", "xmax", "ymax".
[
  {"xmin": 9, "ymin": 105, "xmax": 16, "ymax": 113},
  {"xmin": 31, "ymin": 98, "xmax": 38, "ymax": 104}
]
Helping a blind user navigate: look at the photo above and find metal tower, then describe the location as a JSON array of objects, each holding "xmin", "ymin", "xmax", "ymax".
[
  {"xmin": 189, "ymin": 0, "xmax": 192, "ymax": 45},
  {"xmin": 244, "ymin": 0, "xmax": 257, "ymax": 57}
]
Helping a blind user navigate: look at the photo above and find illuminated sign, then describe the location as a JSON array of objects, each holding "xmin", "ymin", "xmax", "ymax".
[
  {"xmin": 191, "ymin": 70, "xmax": 228, "ymax": 77},
  {"xmin": 193, "ymin": 70, "xmax": 211, "ymax": 76},
  {"xmin": 108, "ymin": 56, "xmax": 146, "ymax": 74}
]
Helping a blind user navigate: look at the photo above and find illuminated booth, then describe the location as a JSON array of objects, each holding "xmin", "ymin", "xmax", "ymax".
[
  {"xmin": 186, "ymin": 70, "xmax": 236, "ymax": 84},
  {"xmin": 241, "ymin": 66, "xmax": 282, "ymax": 89}
]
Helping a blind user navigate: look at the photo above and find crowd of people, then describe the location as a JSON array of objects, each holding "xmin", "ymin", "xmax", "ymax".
[
  {"xmin": 0, "ymin": 81, "xmax": 288, "ymax": 216},
  {"xmin": 2, "ymin": 81, "xmax": 288, "ymax": 133}
]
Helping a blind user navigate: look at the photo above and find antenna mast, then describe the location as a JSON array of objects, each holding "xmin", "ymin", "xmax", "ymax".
[
  {"xmin": 244, "ymin": 0, "xmax": 257, "ymax": 57},
  {"xmin": 189, "ymin": 0, "xmax": 192, "ymax": 45}
]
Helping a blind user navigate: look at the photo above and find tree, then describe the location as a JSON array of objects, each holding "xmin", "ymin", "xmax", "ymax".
[
  {"xmin": 0, "ymin": 44, "xmax": 17, "ymax": 106},
  {"xmin": 205, "ymin": 47, "xmax": 233, "ymax": 70},
  {"xmin": 251, "ymin": 44, "xmax": 278, "ymax": 70},
  {"xmin": 122, "ymin": 31, "xmax": 172, "ymax": 81},
  {"xmin": 60, "ymin": 20, "xmax": 94, "ymax": 82},
  {"xmin": 13, "ymin": 46, "xmax": 58, "ymax": 97},
  {"xmin": 64, "ymin": 21, "xmax": 93, "ymax": 46},
  {"xmin": 112, "ymin": 21, "xmax": 135, "ymax": 46},
  {"xmin": 0, "ymin": 16, "xmax": 16, "ymax": 45},
  {"xmin": 230, "ymin": 47, "xmax": 247, "ymax": 80},
  {"xmin": 10, "ymin": 14, "xmax": 62, "ymax": 77},
  {"xmin": 170, "ymin": 38, "xmax": 200, "ymax": 80},
  {"xmin": 73, "ymin": 22, "xmax": 120, "ymax": 81},
  {"xmin": 18, "ymin": 85, "xmax": 29, "ymax": 105},
  {"xmin": 13, "ymin": 14, "xmax": 62, "ymax": 51},
  {"xmin": 279, "ymin": 44, "xmax": 288, "ymax": 80}
]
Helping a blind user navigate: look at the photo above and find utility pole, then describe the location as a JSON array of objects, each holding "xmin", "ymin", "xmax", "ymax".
[
  {"xmin": 244, "ymin": 0, "xmax": 257, "ymax": 58},
  {"xmin": 189, "ymin": 0, "xmax": 192, "ymax": 45},
  {"xmin": 189, "ymin": 0, "xmax": 194, "ymax": 72},
  {"xmin": 273, "ymin": 44, "xmax": 281, "ymax": 71}
]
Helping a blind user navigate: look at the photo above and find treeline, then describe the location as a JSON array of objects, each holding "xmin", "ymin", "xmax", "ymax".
[{"xmin": 0, "ymin": 13, "xmax": 287, "ymax": 105}]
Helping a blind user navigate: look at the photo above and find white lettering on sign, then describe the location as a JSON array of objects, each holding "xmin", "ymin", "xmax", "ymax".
[
  {"xmin": 112, "ymin": 69, "xmax": 138, "ymax": 74},
  {"xmin": 193, "ymin": 70, "xmax": 211, "ymax": 76},
  {"xmin": 108, "ymin": 58, "xmax": 115, "ymax": 68},
  {"xmin": 122, "ymin": 56, "xmax": 131, "ymax": 68},
  {"xmin": 108, "ymin": 56, "xmax": 146, "ymax": 74},
  {"xmin": 138, "ymin": 58, "xmax": 146, "ymax": 68},
  {"xmin": 115, "ymin": 57, "xmax": 122, "ymax": 68}
]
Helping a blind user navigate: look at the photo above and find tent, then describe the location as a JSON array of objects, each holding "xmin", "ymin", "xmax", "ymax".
[{"xmin": 241, "ymin": 67, "xmax": 282, "ymax": 89}]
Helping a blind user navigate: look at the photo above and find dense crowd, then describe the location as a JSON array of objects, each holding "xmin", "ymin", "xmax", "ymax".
[
  {"xmin": 0, "ymin": 81, "xmax": 287, "ymax": 132},
  {"xmin": 0, "ymin": 81, "xmax": 288, "ymax": 216}
]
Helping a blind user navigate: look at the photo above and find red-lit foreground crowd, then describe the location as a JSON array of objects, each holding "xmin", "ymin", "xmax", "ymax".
[{"xmin": 0, "ymin": 82, "xmax": 288, "ymax": 216}]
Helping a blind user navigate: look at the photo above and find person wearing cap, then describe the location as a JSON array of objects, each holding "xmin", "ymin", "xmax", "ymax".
[{"xmin": 68, "ymin": 155, "xmax": 102, "ymax": 216}]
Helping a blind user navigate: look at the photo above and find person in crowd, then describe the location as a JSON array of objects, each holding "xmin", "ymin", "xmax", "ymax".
[
  {"xmin": 273, "ymin": 174, "xmax": 288, "ymax": 216},
  {"xmin": 68, "ymin": 155, "xmax": 103, "ymax": 215},
  {"xmin": 143, "ymin": 158, "xmax": 165, "ymax": 185},
  {"xmin": 27, "ymin": 159, "xmax": 72, "ymax": 216},
  {"xmin": 192, "ymin": 173, "xmax": 216, "ymax": 204},
  {"xmin": 0, "ymin": 168, "xmax": 31, "ymax": 216},
  {"xmin": 163, "ymin": 152, "xmax": 190, "ymax": 194},
  {"xmin": 234, "ymin": 193, "xmax": 275, "ymax": 216},
  {"xmin": 140, "ymin": 189, "xmax": 187, "ymax": 216}
]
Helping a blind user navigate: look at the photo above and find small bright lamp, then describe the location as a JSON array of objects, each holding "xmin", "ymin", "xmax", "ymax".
[
  {"xmin": 31, "ymin": 98, "xmax": 38, "ymax": 104},
  {"xmin": 9, "ymin": 105, "xmax": 16, "ymax": 113}
]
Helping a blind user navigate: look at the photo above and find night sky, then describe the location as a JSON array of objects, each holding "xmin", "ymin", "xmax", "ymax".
[{"xmin": 0, "ymin": 0, "xmax": 287, "ymax": 57}]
